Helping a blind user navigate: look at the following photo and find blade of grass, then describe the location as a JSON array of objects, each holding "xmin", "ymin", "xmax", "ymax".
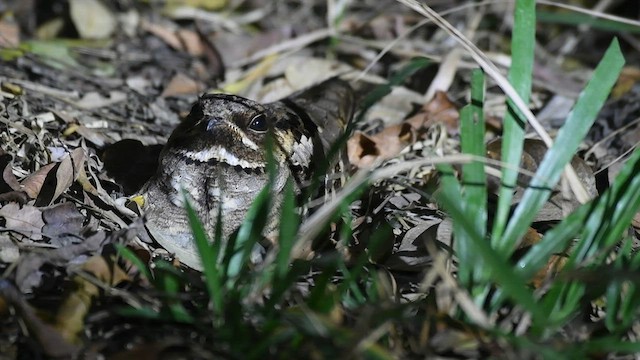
[
  {"xmin": 458, "ymin": 68, "xmax": 487, "ymax": 285},
  {"xmin": 570, "ymin": 153, "xmax": 640, "ymax": 265},
  {"xmin": 518, "ymin": 146, "xmax": 640, "ymax": 276},
  {"xmin": 227, "ymin": 185, "xmax": 271, "ymax": 284},
  {"xmin": 435, "ymin": 184, "xmax": 545, "ymax": 321},
  {"xmin": 537, "ymin": 11, "xmax": 640, "ymax": 33},
  {"xmin": 226, "ymin": 135, "xmax": 278, "ymax": 285},
  {"xmin": 153, "ymin": 260, "xmax": 194, "ymax": 323},
  {"xmin": 183, "ymin": 189, "xmax": 223, "ymax": 314},
  {"xmin": 491, "ymin": 0, "xmax": 535, "ymax": 243},
  {"xmin": 498, "ymin": 39, "xmax": 624, "ymax": 254}
]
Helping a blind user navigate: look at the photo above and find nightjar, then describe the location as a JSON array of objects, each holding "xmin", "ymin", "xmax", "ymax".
[{"xmin": 140, "ymin": 78, "xmax": 354, "ymax": 270}]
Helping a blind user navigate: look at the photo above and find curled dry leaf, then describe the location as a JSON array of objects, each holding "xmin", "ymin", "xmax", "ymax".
[
  {"xmin": 348, "ymin": 122, "xmax": 415, "ymax": 168},
  {"xmin": 348, "ymin": 91, "xmax": 460, "ymax": 168},
  {"xmin": 405, "ymin": 91, "xmax": 460, "ymax": 135},
  {"xmin": 34, "ymin": 148, "xmax": 86, "ymax": 206}
]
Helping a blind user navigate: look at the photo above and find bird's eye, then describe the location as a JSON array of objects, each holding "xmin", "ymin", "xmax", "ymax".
[{"xmin": 248, "ymin": 114, "xmax": 268, "ymax": 132}]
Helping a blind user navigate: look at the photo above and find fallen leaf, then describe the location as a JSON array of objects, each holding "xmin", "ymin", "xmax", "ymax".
[
  {"xmin": 161, "ymin": 73, "xmax": 204, "ymax": 97},
  {"xmin": 382, "ymin": 219, "xmax": 440, "ymax": 271},
  {"xmin": 348, "ymin": 91, "xmax": 461, "ymax": 168},
  {"xmin": 141, "ymin": 19, "xmax": 182, "ymax": 51},
  {"xmin": 611, "ymin": 66, "xmax": 640, "ymax": 99},
  {"xmin": 21, "ymin": 163, "xmax": 56, "ymax": 199},
  {"xmin": 54, "ymin": 255, "xmax": 129, "ymax": 344},
  {"xmin": 347, "ymin": 122, "xmax": 415, "ymax": 168},
  {"xmin": 405, "ymin": 91, "xmax": 460, "ymax": 134},
  {"xmin": 0, "ymin": 18, "xmax": 20, "ymax": 47},
  {"xmin": 15, "ymin": 230, "xmax": 109, "ymax": 293},
  {"xmin": 35, "ymin": 148, "xmax": 86, "ymax": 206},
  {"xmin": 0, "ymin": 234, "xmax": 19, "ymax": 263},
  {"xmin": 0, "ymin": 203, "xmax": 44, "ymax": 240},
  {"xmin": 42, "ymin": 202, "xmax": 84, "ymax": 239},
  {"xmin": 177, "ymin": 29, "xmax": 204, "ymax": 56},
  {"xmin": 69, "ymin": 0, "xmax": 116, "ymax": 39},
  {"xmin": 75, "ymin": 91, "xmax": 127, "ymax": 109}
]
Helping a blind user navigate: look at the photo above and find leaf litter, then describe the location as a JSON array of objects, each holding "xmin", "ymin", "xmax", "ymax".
[{"xmin": 0, "ymin": 0, "xmax": 640, "ymax": 358}]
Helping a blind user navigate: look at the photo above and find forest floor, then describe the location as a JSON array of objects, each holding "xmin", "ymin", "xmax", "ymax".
[{"xmin": 1, "ymin": 0, "xmax": 640, "ymax": 358}]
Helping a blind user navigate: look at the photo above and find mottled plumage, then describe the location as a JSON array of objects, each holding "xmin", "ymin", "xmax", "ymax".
[{"xmin": 141, "ymin": 78, "xmax": 354, "ymax": 270}]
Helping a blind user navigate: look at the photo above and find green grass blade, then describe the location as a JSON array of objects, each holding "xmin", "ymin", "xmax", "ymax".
[
  {"xmin": 516, "ymin": 148, "xmax": 640, "ymax": 279},
  {"xmin": 538, "ymin": 11, "xmax": 640, "ymax": 33},
  {"xmin": 226, "ymin": 135, "xmax": 278, "ymax": 285},
  {"xmin": 491, "ymin": 0, "xmax": 535, "ymax": 243},
  {"xmin": 275, "ymin": 180, "xmax": 299, "ymax": 280},
  {"xmin": 153, "ymin": 260, "xmax": 194, "ymax": 323},
  {"xmin": 183, "ymin": 189, "xmax": 223, "ymax": 314},
  {"xmin": 435, "ymin": 186, "xmax": 544, "ymax": 321},
  {"xmin": 227, "ymin": 185, "xmax": 271, "ymax": 283},
  {"xmin": 571, "ymin": 153, "xmax": 640, "ymax": 266},
  {"xmin": 499, "ymin": 39, "xmax": 624, "ymax": 254},
  {"xmin": 459, "ymin": 68, "xmax": 487, "ymax": 283}
]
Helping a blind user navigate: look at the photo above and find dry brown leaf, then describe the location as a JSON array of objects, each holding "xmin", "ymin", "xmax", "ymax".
[
  {"xmin": 405, "ymin": 91, "xmax": 460, "ymax": 134},
  {"xmin": 347, "ymin": 123, "xmax": 416, "ymax": 168},
  {"xmin": 35, "ymin": 148, "xmax": 85, "ymax": 206},
  {"xmin": 0, "ymin": 203, "xmax": 45, "ymax": 240},
  {"xmin": 348, "ymin": 91, "xmax": 462, "ymax": 168},
  {"xmin": 486, "ymin": 138, "xmax": 597, "ymax": 223},
  {"xmin": 54, "ymin": 255, "xmax": 129, "ymax": 344},
  {"xmin": 177, "ymin": 29, "xmax": 204, "ymax": 56},
  {"xmin": 161, "ymin": 72, "xmax": 205, "ymax": 97},
  {"xmin": 531, "ymin": 255, "xmax": 568, "ymax": 289},
  {"xmin": 21, "ymin": 163, "xmax": 57, "ymax": 199},
  {"xmin": 0, "ymin": 18, "xmax": 20, "ymax": 47},
  {"xmin": 611, "ymin": 66, "xmax": 640, "ymax": 99},
  {"xmin": 141, "ymin": 19, "xmax": 182, "ymax": 51}
]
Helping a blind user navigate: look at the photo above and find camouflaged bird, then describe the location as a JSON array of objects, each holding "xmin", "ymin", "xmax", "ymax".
[{"xmin": 140, "ymin": 78, "xmax": 354, "ymax": 270}]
